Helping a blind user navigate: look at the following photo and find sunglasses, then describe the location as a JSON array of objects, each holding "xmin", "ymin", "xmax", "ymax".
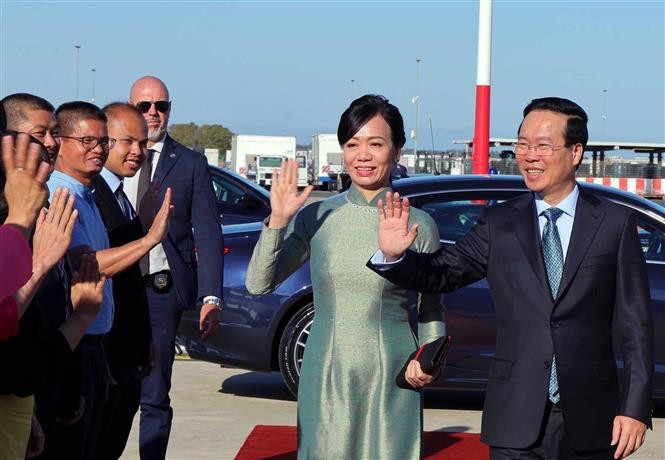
[
  {"xmin": 1, "ymin": 130, "xmax": 56, "ymax": 165},
  {"xmin": 135, "ymin": 100, "xmax": 171, "ymax": 114}
]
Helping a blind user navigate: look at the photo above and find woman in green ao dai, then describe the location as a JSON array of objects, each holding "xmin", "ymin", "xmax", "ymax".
[{"xmin": 246, "ymin": 95, "xmax": 446, "ymax": 459}]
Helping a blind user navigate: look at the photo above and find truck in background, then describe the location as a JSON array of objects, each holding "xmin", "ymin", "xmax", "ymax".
[
  {"xmin": 228, "ymin": 135, "xmax": 298, "ymax": 188},
  {"xmin": 311, "ymin": 133, "xmax": 344, "ymax": 190},
  {"xmin": 255, "ymin": 154, "xmax": 308, "ymax": 188}
]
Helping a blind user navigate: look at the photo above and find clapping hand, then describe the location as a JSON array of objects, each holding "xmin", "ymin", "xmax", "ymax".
[
  {"xmin": 268, "ymin": 159, "xmax": 313, "ymax": 229},
  {"xmin": 31, "ymin": 187, "xmax": 78, "ymax": 277},
  {"xmin": 377, "ymin": 191, "xmax": 419, "ymax": 261},
  {"xmin": 1, "ymin": 132, "xmax": 51, "ymax": 235}
]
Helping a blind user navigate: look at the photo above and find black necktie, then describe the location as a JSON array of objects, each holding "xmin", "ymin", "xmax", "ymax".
[
  {"xmin": 137, "ymin": 149, "xmax": 155, "ymax": 231},
  {"xmin": 116, "ymin": 183, "xmax": 133, "ymax": 221}
]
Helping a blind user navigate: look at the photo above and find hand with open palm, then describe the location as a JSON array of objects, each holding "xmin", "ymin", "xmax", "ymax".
[
  {"xmin": 377, "ymin": 191, "xmax": 419, "ymax": 260},
  {"xmin": 268, "ymin": 159, "xmax": 313, "ymax": 229}
]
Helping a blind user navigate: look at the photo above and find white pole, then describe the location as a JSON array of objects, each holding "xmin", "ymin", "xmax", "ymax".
[
  {"xmin": 413, "ymin": 58, "xmax": 422, "ymax": 158},
  {"xmin": 75, "ymin": 45, "xmax": 81, "ymax": 99}
]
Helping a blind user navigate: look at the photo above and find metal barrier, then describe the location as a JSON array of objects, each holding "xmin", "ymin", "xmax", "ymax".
[{"xmin": 412, "ymin": 156, "xmax": 665, "ymax": 197}]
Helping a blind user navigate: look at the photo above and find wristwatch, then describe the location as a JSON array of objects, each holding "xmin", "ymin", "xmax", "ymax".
[{"xmin": 202, "ymin": 296, "xmax": 223, "ymax": 310}]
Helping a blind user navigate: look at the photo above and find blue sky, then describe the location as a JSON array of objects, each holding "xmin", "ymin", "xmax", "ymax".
[{"xmin": 1, "ymin": 1, "xmax": 663, "ymax": 148}]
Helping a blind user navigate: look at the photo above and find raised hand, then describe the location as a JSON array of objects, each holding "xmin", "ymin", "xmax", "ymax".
[
  {"xmin": 145, "ymin": 187, "xmax": 173, "ymax": 246},
  {"xmin": 268, "ymin": 158, "xmax": 313, "ymax": 229},
  {"xmin": 2, "ymin": 132, "xmax": 51, "ymax": 235},
  {"xmin": 31, "ymin": 188, "xmax": 78, "ymax": 277},
  {"xmin": 377, "ymin": 191, "xmax": 419, "ymax": 260}
]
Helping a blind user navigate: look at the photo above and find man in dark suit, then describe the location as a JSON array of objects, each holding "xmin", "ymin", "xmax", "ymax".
[
  {"xmin": 370, "ymin": 97, "xmax": 653, "ymax": 459},
  {"xmin": 124, "ymin": 76, "xmax": 223, "ymax": 459},
  {"xmin": 93, "ymin": 102, "xmax": 154, "ymax": 460}
]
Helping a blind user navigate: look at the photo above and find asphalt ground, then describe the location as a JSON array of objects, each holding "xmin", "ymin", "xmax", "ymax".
[{"xmin": 118, "ymin": 357, "xmax": 665, "ymax": 460}]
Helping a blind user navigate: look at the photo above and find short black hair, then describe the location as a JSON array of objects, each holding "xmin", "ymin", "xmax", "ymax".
[
  {"xmin": 520, "ymin": 97, "xmax": 589, "ymax": 150},
  {"xmin": 337, "ymin": 94, "xmax": 406, "ymax": 149},
  {"xmin": 1, "ymin": 93, "xmax": 55, "ymax": 129},
  {"xmin": 55, "ymin": 101, "xmax": 106, "ymax": 135}
]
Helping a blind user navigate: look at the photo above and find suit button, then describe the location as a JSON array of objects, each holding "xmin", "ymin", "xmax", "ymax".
[
  {"xmin": 550, "ymin": 321, "xmax": 560, "ymax": 328},
  {"xmin": 544, "ymin": 361, "xmax": 551, "ymax": 369}
]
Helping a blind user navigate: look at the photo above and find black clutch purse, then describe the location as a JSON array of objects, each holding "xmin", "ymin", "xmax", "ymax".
[{"xmin": 395, "ymin": 335, "xmax": 452, "ymax": 389}]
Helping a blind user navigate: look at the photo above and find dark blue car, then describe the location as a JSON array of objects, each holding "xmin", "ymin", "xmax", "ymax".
[{"xmin": 179, "ymin": 174, "xmax": 665, "ymax": 399}]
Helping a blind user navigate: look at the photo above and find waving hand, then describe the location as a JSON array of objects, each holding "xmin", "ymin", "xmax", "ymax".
[
  {"xmin": 377, "ymin": 191, "xmax": 419, "ymax": 260},
  {"xmin": 268, "ymin": 159, "xmax": 313, "ymax": 229}
]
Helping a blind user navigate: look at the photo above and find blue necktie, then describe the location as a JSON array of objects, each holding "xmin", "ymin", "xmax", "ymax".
[{"xmin": 542, "ymin": 207, "xmax": 564, "ymax": 404}]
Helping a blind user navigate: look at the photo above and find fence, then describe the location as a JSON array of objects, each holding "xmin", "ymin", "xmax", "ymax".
[{"xmin": 412, "ymin": 155, "xmax": 665, "ymax": 197}]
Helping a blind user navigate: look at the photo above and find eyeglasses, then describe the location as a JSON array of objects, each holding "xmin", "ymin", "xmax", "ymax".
[
  {"xmin": 58, "ymin": 135, "xmax": 116, "ymax": 152},
  {"xmin": 135, "ymin": 100, "xmax": 171, "ymax": 114},
  {"xmin": 513, "ymin": 142, "xmax": 568, "ymax": 156},
  {"xmin": 1, "ymin": 129, "xmax": 56, "ymax": 164}
]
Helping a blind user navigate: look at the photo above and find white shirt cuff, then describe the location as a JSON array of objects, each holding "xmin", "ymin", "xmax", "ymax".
[{"xmin": 369, "ymin": 249, "xmax": 405, "ymax": 270}]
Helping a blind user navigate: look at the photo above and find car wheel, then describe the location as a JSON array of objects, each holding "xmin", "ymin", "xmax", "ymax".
[{"xmin": 278, "ymin": 302, "xmax": 314, "ymax": 397}]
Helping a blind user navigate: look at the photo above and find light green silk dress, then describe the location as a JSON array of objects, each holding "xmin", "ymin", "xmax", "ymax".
[{"xmin": 246, "ymin": 185, "xmax": 445, "ymax": 460}]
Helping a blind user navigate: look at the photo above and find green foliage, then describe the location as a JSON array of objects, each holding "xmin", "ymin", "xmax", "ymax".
[{"xmin": 169, "ymin": 122, "xmax": 233, "ymax": 153}]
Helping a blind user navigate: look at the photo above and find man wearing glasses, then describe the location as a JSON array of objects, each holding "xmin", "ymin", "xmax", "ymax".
[
  {"xmin": 124, "ymin": 76, "xmax": 222, "ymax": 459},
  {"xmin": 47, "ymin": 101, "xmax": 172, "ymax": 459},
  {"xmin": 371, "ymin": 97, "xmax": 653, "ymax": 459}
]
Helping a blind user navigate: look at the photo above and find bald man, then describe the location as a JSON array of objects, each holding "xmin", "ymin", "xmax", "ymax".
[
  {"xmin": 93, "ymin": 103, "xmax": 152, "ymax": 460},
  {"xmin": 124, "ymin": 76, "xmax": 223, "ymax": 459}
]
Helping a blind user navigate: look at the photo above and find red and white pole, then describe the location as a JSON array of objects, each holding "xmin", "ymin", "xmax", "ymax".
[{"xmin": 472, "ymin": 0, "xmax": 492, "ymax": 174}]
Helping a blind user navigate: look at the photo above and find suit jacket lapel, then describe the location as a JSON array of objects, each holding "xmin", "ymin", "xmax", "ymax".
[
  {"xmin": 556, "ymin": 188, "xmax": 605, "ymax": 303},
  {"xmin": 153, "ymin": 135, "xmax": 181, "ymax": 187},
  {"xmin": 92, "ymin": 175, "xmax": 126, "ymax": 228},
  {"xmin": 512, "ymin": 195, "xmax": 551, "ymax": 299}
]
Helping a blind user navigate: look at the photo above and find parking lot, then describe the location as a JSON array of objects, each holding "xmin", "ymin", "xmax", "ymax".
[{"xmin": 118, "ymin": 357, "xmax": 665, "ymax": 460}]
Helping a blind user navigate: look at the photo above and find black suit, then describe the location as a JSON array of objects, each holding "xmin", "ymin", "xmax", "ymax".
[
  {"xmin": 370, "ymin": 188, "xmax": 653, "ymax": 451},
  {"xmin": 131, "ymin": 135, "xmax": 223, "ymax": 459},
  {"xmin": 92, "ymin": 174, "xmax": 152, "ymax": 460}
]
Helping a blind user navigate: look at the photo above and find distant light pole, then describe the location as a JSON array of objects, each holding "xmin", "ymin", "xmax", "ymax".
[
  {"xmin": 350, "ymin": 79, "xmax": 355, "ymax": 99},
  {"xmin": 412, "ymin": 58, "xmax": 422, "ymax": 157},
  {"xmin": 91, "ymin": 68, "xmax": 96, "ymax": 103},
  {"xmin": 601, "ymin": 89, "xmax": 607, "ymax": 140},
  {"xmin": 74, "ymin": 45, "xmax": 81, "ymax": 99}
]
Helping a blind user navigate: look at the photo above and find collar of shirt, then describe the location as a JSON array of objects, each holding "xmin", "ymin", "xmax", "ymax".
[
  {"xmin": 147, "ymin": 137, "xmax": 166, "ymax": 172},
  {"xmin": 534, "ymin": 185, "xmax": 579, "ymax": 261},
  {"xmin": 48, "ymin": 170, "xmax": 96, "ymax": 202},
  {"xmin": 534, "ymin": 185, "xmax": 579, "ymax": 220},
  {"xmin": 100, "ymin": 167, "xmax": 123, "ymax": 194},
  {"xmin": 150, "ymin": 137, "xmax": 166, "ymax": 155}
]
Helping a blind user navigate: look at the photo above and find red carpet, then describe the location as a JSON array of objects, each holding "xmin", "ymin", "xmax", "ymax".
[{"xmin": 234, "ymin": 425, "xmax": 489, "ymax": 460}]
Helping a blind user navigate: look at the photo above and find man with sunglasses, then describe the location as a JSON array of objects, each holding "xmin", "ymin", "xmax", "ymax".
[
  {"xmin": 46, "ymin": 101, "xmax": 173, "ymax": 460},
  {"xmin": 124, "ymin": 76, "xmax": 222, "ymax": 459},
  {"xmin": 371, "ymin": 97, "xmax": 653, "ymax": 459}
]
